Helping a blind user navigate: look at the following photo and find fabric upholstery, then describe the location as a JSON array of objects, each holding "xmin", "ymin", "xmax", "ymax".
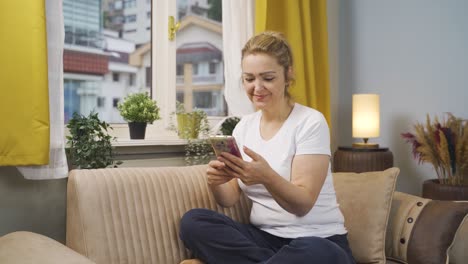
[
  {"xmin": 333, "ymin": 167, "xmax": 400, "ymax": 264},
  {"xmin": 0, "ymin": 231, "xmax": 94, "ymax": 264},
  {"xmin": 385, "ymin": 192, "xmax": 430, "ymax": 262},
  {"xmin": 450, "ymin": 214, "xmax": 468, "ymax": 263},
  {"xmin": 386, "ymin": 192, "xmax": 468, "ymax": 264},
  {"xmin": 65, "ymin": 165, "xmax": 468, "ymax": 264},
  {"xmin": 67, "ymin": 165, "xmax": 251, "ymax": 264}
]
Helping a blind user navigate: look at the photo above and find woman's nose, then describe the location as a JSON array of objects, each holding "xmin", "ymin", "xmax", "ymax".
[{"xmin": 253, "ymin": 80, "xmax": 264, "ymax": 91}]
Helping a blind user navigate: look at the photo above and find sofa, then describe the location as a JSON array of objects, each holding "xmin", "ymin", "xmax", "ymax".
[{"xmin": 1, "ymin": 165, "xmax": 467, "ymax": 264}]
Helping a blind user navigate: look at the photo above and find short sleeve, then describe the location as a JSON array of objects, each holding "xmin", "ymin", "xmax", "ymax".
[
  {"xmin": 295, "ymin": 113, "xmax": 331, "ymax": 156},
  {"xmin": 232, "ymin": 116, "xmax": 247, "ymax": 150}
]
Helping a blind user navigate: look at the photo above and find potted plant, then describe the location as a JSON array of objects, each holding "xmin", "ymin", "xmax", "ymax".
[
  {"xmin": 66, "ymin": 112, "xmax": 122, "ymax": 169},
  {"xmin": 219, "ymin": 116, "xmax": 240, "ymax": 136},
  {"xmin": 174, "ymin": 101, "xmax": 209, "ymax": 140},
  {"xmin": 401, "ymin": 113, "xmax": 468, "ymax": 200},
  {"xmin": 169, "ymin": 102, "xmax": 213, "ymax": 165},
  {"xmin": 118, "ymin": 92, "xmax": 160, "ymax": 139}
]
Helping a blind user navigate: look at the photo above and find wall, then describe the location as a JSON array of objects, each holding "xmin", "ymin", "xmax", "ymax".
[
  {"xmin": 0, "ymin": 167, "xmax": 67, "ymax": 242},
  {"xmin": 329, "ymin": 0, "xmax": 468, "ymax": 195}
]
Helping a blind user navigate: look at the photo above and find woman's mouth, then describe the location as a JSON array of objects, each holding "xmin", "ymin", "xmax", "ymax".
[{"xmin": 253, "ymin": 94, "xmax": 268, "ymax": 101}]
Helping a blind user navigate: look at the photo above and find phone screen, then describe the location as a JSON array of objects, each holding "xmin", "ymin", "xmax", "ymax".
[{"xmin": 209, "ymin": 136, "xmax": 242, "ymax": 158}]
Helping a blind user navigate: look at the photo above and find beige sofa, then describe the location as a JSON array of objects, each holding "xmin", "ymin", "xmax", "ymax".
[{"xmin": 1, "ymin": 165, "xmax": 467, "ymax": 264}]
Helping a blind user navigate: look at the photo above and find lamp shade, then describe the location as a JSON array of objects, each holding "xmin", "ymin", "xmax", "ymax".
[{"xmin": 352, "ymin": 94, "xmax": 380, "ymax": 138}]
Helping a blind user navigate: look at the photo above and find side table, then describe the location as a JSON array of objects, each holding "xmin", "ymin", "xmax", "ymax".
[{"xmin": 333, "ymin": 147, "xmax": 394, "ymax": 173}]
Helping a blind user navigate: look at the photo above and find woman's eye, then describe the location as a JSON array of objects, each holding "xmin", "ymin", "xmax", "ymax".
[
  {"xmin": 263, "ymin": 77, "xmax": 274, "ymax": 82},
  {"xmin": 244, "ymin": 78, "xmax": 254, "ymax": 82}
]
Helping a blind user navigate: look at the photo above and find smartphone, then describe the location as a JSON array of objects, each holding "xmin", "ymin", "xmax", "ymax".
[{"xmin": 209, "ymin": 135, "xmax": 242, "ymax": 158}]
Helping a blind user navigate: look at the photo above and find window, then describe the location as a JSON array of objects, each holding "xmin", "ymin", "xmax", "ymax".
[
  {"xmin": 64, "ymin": 0, "xmax": 227, "ymax": 137},
  {"xmin": 97, "ymin": 97, "xmax": 105, "ymax": 108},
  {"xmin": 175, "ymin": 2, "xmax": 225, "ymax": 116},
  {"xmin": 194, "ymin": 91, "xmax": 213, "ymax": 108},
  {"xmin": 125, "ymin": 14, "xmax": 137, "ymax": 23},
  {"xmin": 129, "ymin": 73, "xmax": 135, "ymax": 86},
  {"xmin": 113, "ymin": 1, "xmax": 123, "ymax": 10},
  {"xmin": 63, "ymin": 0, "xmax": 142, "ymax": 124},
  {"xmin": 176, "ymin": 64, "xmax": 184, "ymax": 76},
  {"xmin": 113, "ymin": 98, "xmax": 120, "ymax": 108},
  {"xmin": 209, "ymin": 62, "xmax": 216, "ymax": 74},
  {"xmin": 123, "ymin": 0, "xmax": 136, "ymax": 8},
  {"xmin": 112, "ymin": 73, "xmax": 120, "ymax": 82}
]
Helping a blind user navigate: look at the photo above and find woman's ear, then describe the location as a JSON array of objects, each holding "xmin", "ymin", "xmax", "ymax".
[{"xmin": 286, "ymin": 66, "xmax": 294, "ymax": 85}]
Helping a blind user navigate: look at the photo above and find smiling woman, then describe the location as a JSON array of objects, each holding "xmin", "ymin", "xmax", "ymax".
[{"xmin": 179, "ymin": 32, "xmax": 356, "ymax": 264}]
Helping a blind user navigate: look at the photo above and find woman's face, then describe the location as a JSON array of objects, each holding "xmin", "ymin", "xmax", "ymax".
[{"xmin": 241, "ymin": 53, "xmax": 288, "ymax": 110}]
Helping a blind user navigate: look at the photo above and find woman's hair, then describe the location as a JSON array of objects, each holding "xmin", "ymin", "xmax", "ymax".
[{"xmin": 241, "ymin": 31, "xmax": 295, "ymax": 97}]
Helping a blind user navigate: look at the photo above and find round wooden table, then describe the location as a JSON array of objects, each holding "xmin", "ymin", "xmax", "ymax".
[{"xmin": 333, "ymin": 147, "xmax": 394, "ymax": 173}]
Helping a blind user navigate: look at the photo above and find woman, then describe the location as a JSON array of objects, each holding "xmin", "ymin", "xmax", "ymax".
[{"xmin": 179, "ymin": 31, "xmax": 355, "ymax": 264}]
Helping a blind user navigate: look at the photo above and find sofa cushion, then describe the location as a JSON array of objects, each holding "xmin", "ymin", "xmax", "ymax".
[
  {"xmin": 386, "ymin": 192, "xmax": 468, "ymax": 264},
  {"xmin": 333, "ymin": 167, "xmax": 399, "ymax": 264}
]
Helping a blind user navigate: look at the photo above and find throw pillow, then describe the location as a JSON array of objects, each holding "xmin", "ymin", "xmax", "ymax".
[
  {"xmin": 333, "ymin": 167, "xmax": 400, "ymax": 264},
  {"xmin": 386, "ymin": 191, "xmax": 468, "ymax": 264}
]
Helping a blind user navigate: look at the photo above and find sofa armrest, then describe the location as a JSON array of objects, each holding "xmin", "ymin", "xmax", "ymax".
[
  {"xmin": 449, "ymin": 205, "xmax": 468, "ymax": 263},
  {"xmin": 386, "ymin": 191, "xmax": 468, "ymax": 264},
  {"xmin": 0, "ymin": 231, "xmax": 94, "ymax": 264}
]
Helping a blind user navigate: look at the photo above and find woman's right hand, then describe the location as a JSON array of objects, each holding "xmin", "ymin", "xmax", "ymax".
[{"xmin": 207, "ymin": 160, "xmax": 235, "ymax": 186}]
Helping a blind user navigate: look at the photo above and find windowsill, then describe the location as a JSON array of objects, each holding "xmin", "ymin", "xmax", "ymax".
[
  {"xmin": 65, "ymin": 116, "xmax": 226, "ymax": 161},
  {"xmin": 113, "ymin": 137, "xmax": 187, "ymax": 147}
]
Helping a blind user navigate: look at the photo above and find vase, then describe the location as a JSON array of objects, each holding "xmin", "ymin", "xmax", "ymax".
[
  {"xmin": 176, "ymin": 113, "xmax": 201, "ymax": 139},
  {"xmin": 422, "ymin": 179, "xmax": 468, "ymax": 201},
  {"xmin": 128, "ymin": 122, "xmax": 147, "ymax": 139}
]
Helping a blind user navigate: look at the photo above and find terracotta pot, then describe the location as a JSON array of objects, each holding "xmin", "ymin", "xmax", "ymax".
[{"xmin": 422, "ymin": 179, "xmax": 468, "ymax": 201}]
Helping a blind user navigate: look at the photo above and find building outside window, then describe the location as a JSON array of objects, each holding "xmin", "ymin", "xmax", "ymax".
[
  {"xmin": 125, "ymin": 14, "xmax": 137, "ymax": 23},
  {"xmin": 97, "ymin": 97, "xmax": 106, "ymax": 108},
  {"xmin": 209, "ymin": 62, "xmax": 216, "ymax": 74},
  {"xmin": 64, "ymin": 0, "xmax": 226, "ymax": 127}
]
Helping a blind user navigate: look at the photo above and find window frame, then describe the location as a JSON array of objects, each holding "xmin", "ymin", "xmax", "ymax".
[{"xmin": 67, "ymin": 0, "xmax": 224, "ymax": 143}]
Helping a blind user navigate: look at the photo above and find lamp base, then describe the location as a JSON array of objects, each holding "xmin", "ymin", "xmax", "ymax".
[{"xmin": 352, "ymin": 142, "xmax": 379, "ymax": 149}]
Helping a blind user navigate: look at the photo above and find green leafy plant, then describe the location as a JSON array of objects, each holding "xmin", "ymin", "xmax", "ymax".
[
  {"xmin": 169, "ymin": 101, "xmax": 214, "ymax": 165},
  {"xmin": 117, "ymin": 92, "xmax": 160, "ymax": 123},
  {"xmin": 402, "ymin": 113, "xmax": 468, "ymax": 186},
  {"xmin": 220, "ymin": 116, "xmax": 240, "ymax": 136},
  {"xmin": 66, "ymin": 112, "xmax": 122, "ymax": 169}
]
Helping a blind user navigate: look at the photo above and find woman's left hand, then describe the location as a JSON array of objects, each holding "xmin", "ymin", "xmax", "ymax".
[{"xmin": 218, "ymin": 146, "xmax": 274, "ymax": 186}]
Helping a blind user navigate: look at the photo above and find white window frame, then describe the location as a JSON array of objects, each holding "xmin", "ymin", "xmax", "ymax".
[{"xmin": 108, "ymin": 0, "xmax": 223, "ymax": 144}]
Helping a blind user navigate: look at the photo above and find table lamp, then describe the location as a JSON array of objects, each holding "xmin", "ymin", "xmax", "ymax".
[{"xmin": 352, "ymin": 94, "xmax": 380, "ymax": 148}]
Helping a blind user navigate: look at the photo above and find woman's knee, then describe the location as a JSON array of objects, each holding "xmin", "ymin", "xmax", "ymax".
[
  {"xmin": 289, "ymin": 237, "xmax": 351, "ymax": 263},
  {"xmin": 179, "ymin": 208, "xmax": 213, "ymax": 242}
]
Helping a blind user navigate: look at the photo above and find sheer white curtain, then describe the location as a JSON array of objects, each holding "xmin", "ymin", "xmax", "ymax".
[
  {"xmin": 221, "ymin": 0, "xmax": 255, "ymax": 116},
  {"xmin": 17, "ymin": 0, "xmax": 68, "ymax": 180}
]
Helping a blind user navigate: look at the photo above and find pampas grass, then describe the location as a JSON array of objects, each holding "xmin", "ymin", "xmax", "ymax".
[{"xmin": 402, "ymin": 113, "xmax": 468, "ymax": 186}]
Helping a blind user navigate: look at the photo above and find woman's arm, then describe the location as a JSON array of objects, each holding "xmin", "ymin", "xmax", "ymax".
[
  {"xmin": 264, "ymin": 154, "xmax": 329, "ymax": 216},
  {"xmin": 207, "ymin": 160, "xmax": 242, "ymax": 207},
  {"xmin": 219, "ymin": 147, "xmax": 329, "ymax": 216}
]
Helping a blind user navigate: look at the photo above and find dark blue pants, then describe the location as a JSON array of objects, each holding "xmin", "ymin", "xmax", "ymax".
[{"xmin": 179, "ymin": 208, "xmax": 356, "ymax": 264}]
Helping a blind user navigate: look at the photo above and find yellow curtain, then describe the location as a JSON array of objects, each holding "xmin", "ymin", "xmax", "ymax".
[
  {"xmin": 0, "ymin": 1, "xmax": 50, "ymax": 165},
  {"xmin": 255, "ymin": 0, "xmax": 331, "ymax": 123}
]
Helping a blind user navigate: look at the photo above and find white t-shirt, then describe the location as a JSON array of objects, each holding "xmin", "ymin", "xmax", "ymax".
[{"xmin": 233, "ymin": 103, "xmax": 347, "ymax": 238}]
